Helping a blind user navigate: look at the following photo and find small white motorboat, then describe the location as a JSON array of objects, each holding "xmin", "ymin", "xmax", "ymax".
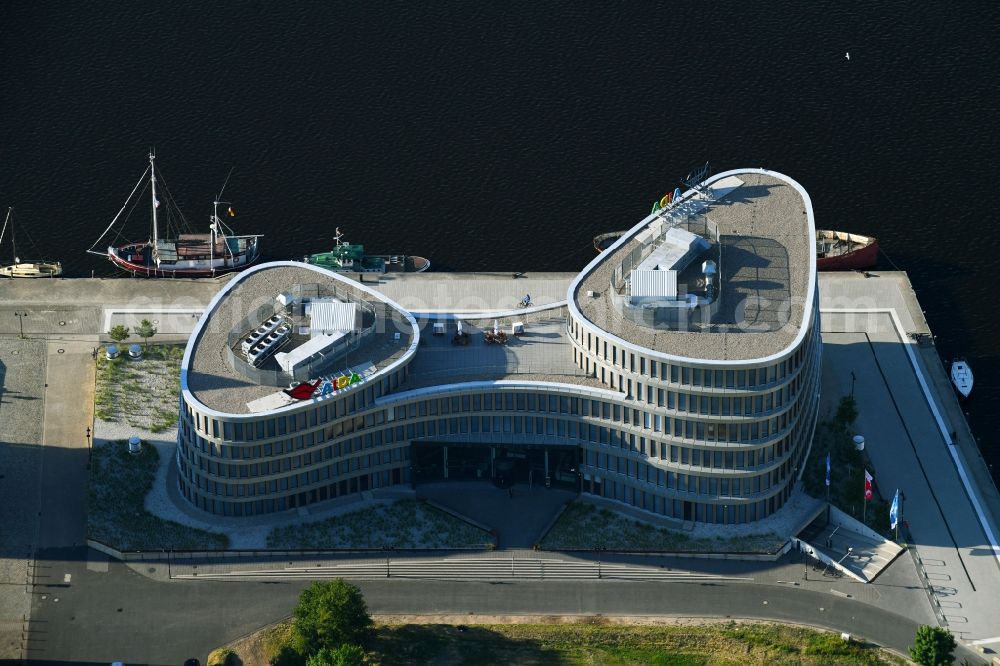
[{"xmin": 950, "ymin": 358, "xmax": 973, "ymax": 399}]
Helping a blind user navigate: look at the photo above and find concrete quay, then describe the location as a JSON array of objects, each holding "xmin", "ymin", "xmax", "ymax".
[
  {"xmin": 819, "ymin": 271, "xmax": 1000, "ymax": 646},
  {"xmin": 1, "ymin": 269, "xmax": 999, "ymax": 661}
]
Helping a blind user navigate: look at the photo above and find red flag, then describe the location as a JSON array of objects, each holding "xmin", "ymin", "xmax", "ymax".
[{"xmin": 864, "ymin": 469, "xmax": 873, "ymax": 501}]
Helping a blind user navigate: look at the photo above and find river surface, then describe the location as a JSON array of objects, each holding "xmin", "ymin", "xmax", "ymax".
[{"xmin": 1, "ymin": 2, "xmax": 997, "ymax": 476}]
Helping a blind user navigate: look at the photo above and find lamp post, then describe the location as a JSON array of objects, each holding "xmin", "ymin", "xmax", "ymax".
[
  {"xmin": 850, "ymin": 371, "xmax": 856, "ymax": 397},
  {"xmin": 86, "ymin": 426, "xmax": 92, "ymax": 468},
  {"xmin": 14, "ymin": 311, "xmax": 28, "ymax": 339}
]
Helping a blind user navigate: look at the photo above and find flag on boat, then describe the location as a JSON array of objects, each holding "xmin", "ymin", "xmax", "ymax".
[
  {"xmin": 228, "ymin": 206, "xmax": 236, "ymax": 217},
  {"xmin": 154, "ymin": 198, "xmax": 161, "ymax": 208},
  {"xmin": 864, "ymin": 469, "xmax": 873, "ymax": 501},
  {"xmin": 889, "ymin": 489, "xmax": 900, "ymax": 530},
  {"xmin": 825, "ymin": 452, "xmax": 831, "ymax": 486}
]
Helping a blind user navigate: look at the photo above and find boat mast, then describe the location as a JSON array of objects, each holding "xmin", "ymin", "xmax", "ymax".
[
  {"xmin": 1, "ymin": 208, "xmax": 8, "ymax": 255},
  {"xmin": 149, "ymin": 150, "xmax": 159, "ymax": 247},
  {"xmin": 211, "ymin": 199, "xmax": 217, "ymax": 268},
  {"xmin": 214, "ymin": 167, "xmax": 235, "ymax": 267},
  {"xmin": 8, "ymin": 208, "xmax": 17, "ymax": 263}
]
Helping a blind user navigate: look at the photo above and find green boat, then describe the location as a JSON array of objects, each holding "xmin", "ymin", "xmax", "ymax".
[{"xmin": 303, "ymin": 228, "xmax": 430, "ymax": 274}]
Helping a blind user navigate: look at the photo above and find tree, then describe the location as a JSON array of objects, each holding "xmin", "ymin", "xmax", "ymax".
[
  {"xmin": 108, "ymin": 325, "xmax": 130, "ymax": 343},
  {"xmin": 136, "ymin": 318, "xmax": 157, "ymax": 348},
  {"xmin": 306, "ymin": 645, "xmax": 365, "ymax": 666},
  {"xmin": 293, "ymin": 579, "xmax": 372, "ymax": 655},
  {"xmin": 910, "ymin": 625, "xmax": 956, "ymax": 666},
  {"xmin": 835, "ymin": 395, "xmax": 858, "ymax": 428}
]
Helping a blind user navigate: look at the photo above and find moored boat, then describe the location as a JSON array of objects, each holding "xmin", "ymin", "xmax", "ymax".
[
  {"xmin": 304, "ymin": 228, "xmax": 430, "ymax": 274},
  {"xmin": 0, "ymin": 207, "xmax": 62, "ymax": 278},
  {"xmin": 816, "ymin": 230, "xmax": 879, "ymax": 271},
  {"xmin": 87, "ymin": 151, "xmax": 263, "ymax": 277},
  {"xmin": 594, "ymin": 231, "xmax": 627, "ymax": 253},
  {"xmin": 950, "ymin": 358, "xmax": 973, "ymax": 400}
]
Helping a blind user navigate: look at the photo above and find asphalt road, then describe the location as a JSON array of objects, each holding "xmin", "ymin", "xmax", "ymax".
[{"xmin": 28, "ymin": 545, "xmax": 985, "ymax": 666}]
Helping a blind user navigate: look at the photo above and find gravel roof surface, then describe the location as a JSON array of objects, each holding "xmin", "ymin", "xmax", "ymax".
[
  {"xmin": 576, "ymin": 172, "xmax": 810, "ymax": 361},
  {"xmin": 186, "ymin": 265, "xmax": 414, "ymax": 414}
]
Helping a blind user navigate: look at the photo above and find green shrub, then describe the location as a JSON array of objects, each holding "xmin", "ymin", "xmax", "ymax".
[
  {"xmin": 293, "ymin": 580, "xmax": 372, "ymax": 654},
  {"xmin": 910, "ymin": 625, "xmax": 956, "ymax": 666}
]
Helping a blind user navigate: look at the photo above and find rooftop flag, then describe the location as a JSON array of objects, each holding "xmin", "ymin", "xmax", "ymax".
[
  {"xmin": 864, "ymin": 469, "xmax": 873, "ymax": 501},
  {"xmin": 890, "ymin": 489, "xmax": 900, "ymax": 530}
]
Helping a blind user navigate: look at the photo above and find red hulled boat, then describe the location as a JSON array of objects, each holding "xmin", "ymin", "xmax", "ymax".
[
  {"xmin": 88, "ymin": 151, "xmax": 263, "ymax": 277},
  {"xmin": 816, "ymin": 230, "xmax": 878, "ymax": 271}
]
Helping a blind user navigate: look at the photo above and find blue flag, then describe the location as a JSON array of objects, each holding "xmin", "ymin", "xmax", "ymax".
[
  {"xmin": 890, "ymin": 489, "xmax": 900, "ymax": 530},
  {"xmin": 825, "ymin": 452, "xmax": 831, "ymax": 487}
]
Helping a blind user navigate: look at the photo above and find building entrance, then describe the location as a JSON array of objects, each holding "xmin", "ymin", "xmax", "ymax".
[{"xmin": 412, "ymin": 442, "xmax": 580, "ymax": 491}]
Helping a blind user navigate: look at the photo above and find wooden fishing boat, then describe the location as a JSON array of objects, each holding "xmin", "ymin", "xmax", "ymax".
[
  {"xmin": 816, "ymin": 230, "xmax": 879, "ymax": 271},
  {"xmin": 87, "ymin": 151, "xmax": 263, "ymax": 277}
]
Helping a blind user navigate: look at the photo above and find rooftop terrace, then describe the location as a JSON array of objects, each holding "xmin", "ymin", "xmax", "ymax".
[
  {"xmin": 398, "ymin": 308, "xmax": 601, "ymax": 392},
  {"xmin": 574, "ymin": 171, "xmax": 812, "ymax": 362}
]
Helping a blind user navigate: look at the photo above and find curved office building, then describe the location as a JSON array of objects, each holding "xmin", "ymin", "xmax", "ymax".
[{"xmin": 176, "ymin": 168, "xmax": 821, "ymax": 524}]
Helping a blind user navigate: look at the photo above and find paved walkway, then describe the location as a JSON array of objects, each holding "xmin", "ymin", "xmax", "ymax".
[
  {"xmin": 38, "ymin": 341, "xmax": 95, "ymax": 549},
  {"xmin": 0, "ymin": 339, "xmax": 47, "ymax": 662},
  {"xmin": 368, "ymin": 272, "xmax": 575, "ymax": 314},
  {"xmin": 820, "ymin": 272, "xmax": 1000, "ymax": 645}
]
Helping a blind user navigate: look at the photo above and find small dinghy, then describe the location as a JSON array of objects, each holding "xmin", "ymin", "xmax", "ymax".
[{"xmin": 950, "ymin": 358, "xmax": 973, "ymax": 400}]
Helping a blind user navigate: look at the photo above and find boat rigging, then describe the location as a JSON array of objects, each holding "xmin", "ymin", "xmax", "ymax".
[{"xmin": 87, "ymin": 151, "xmax": 263, "ymax": 278}]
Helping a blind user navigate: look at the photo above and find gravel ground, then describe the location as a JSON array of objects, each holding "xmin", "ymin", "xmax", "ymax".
[
  {"xmin": 267, "ymin": 499, "xmax": 492, "ymax": 549},
  {"xmin": 94, "ymin": 345, "xmax": 181, "ymax": 431},
  {"xmin": 544, "ymin": 487, "xmax": 821, "ymax": 553},
  {"xmin": 0, "ymin": 339, "xmax": 46, "ymax": 661}
]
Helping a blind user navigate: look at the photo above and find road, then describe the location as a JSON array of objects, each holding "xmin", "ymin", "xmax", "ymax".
[{"xmin": 27, "ymin": 545, "xmax": 963, "ymax": 665}]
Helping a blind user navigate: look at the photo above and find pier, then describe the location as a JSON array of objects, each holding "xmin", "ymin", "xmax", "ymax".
[{"xmin": 1, "ymin": 269, "xmax": 999, "ymax": 654}]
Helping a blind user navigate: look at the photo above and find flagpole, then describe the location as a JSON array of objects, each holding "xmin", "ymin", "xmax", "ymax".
[{"xmin": 825, "ymin": 451, "xmax": 831, "ymax": 502}]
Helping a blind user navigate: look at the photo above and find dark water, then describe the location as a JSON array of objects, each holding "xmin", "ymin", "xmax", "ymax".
[{"xmin": 1, "ymin": 3, "xmax": 998, "ymax": 473}]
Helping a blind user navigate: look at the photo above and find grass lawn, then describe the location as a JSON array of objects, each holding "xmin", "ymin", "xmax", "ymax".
[
  {"xmin": 94, "ymin": 344, "xmax": 183, "ymax": 432},
  {"xmin": 266, "ymin": 499, "xmax": 493, "ymax": 549},
  {"xmin": 541, "ymin": 502, "xmax": 784, "ymax": 553},
  {"xmin": 226, "ymin": 620, "xmax": 903, "ymax": 666},
  {"xmin": 88, "ymin": 439, "xmax": 229, "ymax": 551}
]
